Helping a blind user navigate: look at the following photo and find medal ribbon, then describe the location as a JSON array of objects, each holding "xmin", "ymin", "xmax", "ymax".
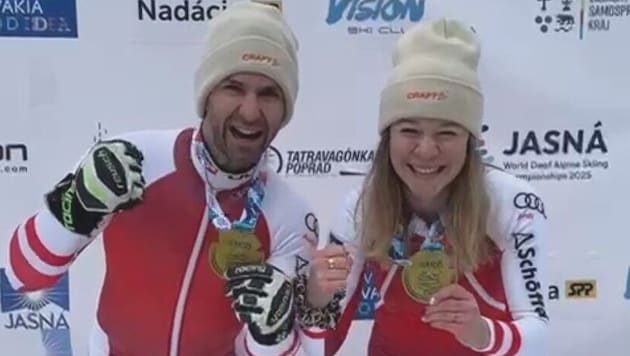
[
  {"xmin": 421, "ymin": 218, "xmax": 446, "ymax": 251},
  {"xmin": 389, "ymin": 217, "xmax": 446, "ymax": 265},
  {"xmin": 194, "ymin": 140, "xmax": 266, "ymax": 232}
]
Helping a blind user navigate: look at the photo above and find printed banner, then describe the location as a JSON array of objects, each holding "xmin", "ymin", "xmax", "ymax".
[{"xmin": 0, "ymin": 0, "xmax": 629, "ymax": 355}]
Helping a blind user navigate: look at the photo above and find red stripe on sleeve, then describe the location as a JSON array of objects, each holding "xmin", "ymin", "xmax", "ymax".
[
  {"xmin": 9, "ymin": 226, "xmax": 62, "ymax": 291},
  {"xmin": 505, "ymin": 321, "xmax": 522, "ymax": 355},
  {"xmin": 486, "ymin": 319, "xmax": 505, "ymax": 355},
  {"xmin": 25, "ymin": 216, "xmax": 73, "ymax": 267}
]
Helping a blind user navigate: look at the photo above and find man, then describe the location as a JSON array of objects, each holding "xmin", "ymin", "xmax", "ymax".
[{"xmin": 4, "ymin": 1, "xmax": 321, "ymax": 355}]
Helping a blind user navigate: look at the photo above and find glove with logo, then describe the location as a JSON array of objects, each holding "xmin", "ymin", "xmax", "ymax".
[
  {"xmin": 225, "ymin": 263, "xmax": 295, "ymax": 346},
  {"xmin": 46, "ymin": 139, "xmax": 145, "ymax": 236}
]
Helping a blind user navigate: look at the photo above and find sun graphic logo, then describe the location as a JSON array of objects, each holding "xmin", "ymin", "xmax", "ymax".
[
  {"xmin": 1, "ymin": 270, "xmax": 70, "ymax": 314},
  {"xmin": 1, "ymin": 268, "xmax": 73, "ymax": 355},
  {"xmin": 477, "ymin": 124, "xmax": 494, "ymax": 164},
  {"xmin": 264, "ymin": 145, "xmax": 283, "ymax": 174}
]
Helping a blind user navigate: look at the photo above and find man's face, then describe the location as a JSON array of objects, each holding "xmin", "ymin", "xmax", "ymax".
[{"xmin": 201, "ymin": 73, "xmax": 285, "ymax": 173}]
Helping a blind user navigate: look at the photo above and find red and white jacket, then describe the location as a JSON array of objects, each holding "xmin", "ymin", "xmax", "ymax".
[
  {"xmin": 325, "ymin": 167, "xmax": 550, "ymax": 356},
  {"xmin": 5, "ymin": 127, "xmax": 320, "ymax": 356}
]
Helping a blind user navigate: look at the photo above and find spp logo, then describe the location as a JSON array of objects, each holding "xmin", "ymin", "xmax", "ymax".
[
  {"xmin": 0, "ymin": 0, "xmax": 78, "ymax": 38},
  {"xmin": 325, "ymin": 0, "xmax": 425, "ymax": 35},
  {"xmin": 565, "ymin": 279, "xmax": 597, "ymax": 299},
  {"xmin": 1, "ymin": 268, "xmax": 73, "ymax": 355}
]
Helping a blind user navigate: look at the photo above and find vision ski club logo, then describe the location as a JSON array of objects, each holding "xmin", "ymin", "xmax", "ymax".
[
  {"xmin": 1, "ymin": 269, "xmax": 73, "ymax": 355},
  {"xmin": 325, "ymin": 0, "xmax": 426, "ymax": 35}
]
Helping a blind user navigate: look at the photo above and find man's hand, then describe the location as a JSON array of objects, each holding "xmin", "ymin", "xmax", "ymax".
[
  {"xmin": 306, "ymin": 244, "xmax": 352, "ymax": 308},
  {"xmin": 225, "ymin": 263, "xmax": 294, "ymax": 346},
  {"xmin": 46, "ymin": 139, "xmax": 145, "ymax": 235},
  {"xmin": 74, "ymin": 139, "xmax": 145, "ymax": 213},
  {"xmin": 422, "ymin": 284, "xmax": 491, "ymax": 350}
]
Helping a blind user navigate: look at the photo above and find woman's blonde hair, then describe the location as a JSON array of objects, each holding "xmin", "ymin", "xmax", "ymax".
[{"xmin": 355, "ymin": 130, "xmax": 492, "ymax": 274}]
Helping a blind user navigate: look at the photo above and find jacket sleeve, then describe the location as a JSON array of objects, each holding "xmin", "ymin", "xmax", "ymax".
[
  {"xmin": 3, "ymin": 130, "xmax": 153, "ymax": 293},
  {"xmin": 472, "ymin": 181, "xmax": 550, "ymax": 356},
  {"xmin": 4, "ymin": 206, "xmax": 93, "ymax": 292},
  {"xmin": 234, "ymin": 188, "xmax": 320, "ymax": 356},
  {"xmin": 323, "ymin": 188, "xmax": 366, "ymax": 356},
  {"xmin": 4, "ymin": 146, "xmax": 97, "ymax": 292}
]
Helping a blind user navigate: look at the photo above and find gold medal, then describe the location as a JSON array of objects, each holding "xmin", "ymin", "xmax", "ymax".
[
  {"xmin": 402, "ymin": 249, "xmax": 455, "ymax": 304},
  {"xmin": 209, "ymin": 229, "xmax": 264, "ymax": 278}
]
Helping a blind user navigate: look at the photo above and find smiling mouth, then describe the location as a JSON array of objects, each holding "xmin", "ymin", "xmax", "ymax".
[
  {"xmin": 408, "ymin": 164, "xmax": 445, "ymax": 175},
  {"xmin": 229, "ymin": 126, "xmax": 263, "ymax": 141}
]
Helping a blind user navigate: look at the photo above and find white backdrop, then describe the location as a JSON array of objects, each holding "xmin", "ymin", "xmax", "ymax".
[{"xmin": 1, "ymin": 0, "xmax": 629, "ymax": 355}]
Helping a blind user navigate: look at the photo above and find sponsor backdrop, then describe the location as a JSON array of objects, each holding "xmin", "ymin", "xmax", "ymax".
[{"xmin": 0, "ymin": 0, "xmax": 629, "ymax": 355}]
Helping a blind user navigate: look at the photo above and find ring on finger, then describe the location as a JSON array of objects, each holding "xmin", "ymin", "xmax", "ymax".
[{"xmin": 327, "ymin": 258, "xmax": 335, "ymax": 270}]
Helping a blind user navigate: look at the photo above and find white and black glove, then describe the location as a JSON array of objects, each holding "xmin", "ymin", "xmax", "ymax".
[
  {"xmin": 225, "ymin": 264, "xmax": 295, "ymax": 346},
  {"xmin": 46, "ymin": 139, "xmax": 145, "ymax": 236}
]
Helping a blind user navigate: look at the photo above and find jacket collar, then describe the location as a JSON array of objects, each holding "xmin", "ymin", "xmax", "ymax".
[{"xmin": 189, "ymin": 127, "xmax": 265, "ymax": 192}]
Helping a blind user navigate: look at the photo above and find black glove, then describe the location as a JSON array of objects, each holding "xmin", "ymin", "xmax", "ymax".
[
  {"xmin": 225, "ymin": 264, "xmax": 295, "ymax": 346},
  {"xmin": 46, "ymin": 139, "xmax": 145, "ymax": 236}
]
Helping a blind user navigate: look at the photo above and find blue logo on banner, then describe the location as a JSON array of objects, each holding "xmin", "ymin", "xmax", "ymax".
[
  {"xmin": 1, "ymin": 270, "xmax": 70, "ymax": 312},
  {"xmin": 42, "ymin": 328, "xmax": 73, "ymax": 356},
  {"xmin": 0, "ymin": 268, "xmax": 73, "ymax": 355},
  {"xmin": 624, "ymin": 267, "xmax": 630, "ymax": 300},
  {"xmin": 326, "ymin": 0, "xmax": 425, "ymax": 25},
  {"xmin": 0, "ymin": 0, "xmax": 78, "ymax": 38},
  {"xmin": 354, "ymin": 269, "xmax": 379, "ymax": 320}
]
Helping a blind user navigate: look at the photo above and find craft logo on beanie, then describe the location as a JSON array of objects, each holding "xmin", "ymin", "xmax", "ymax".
[
  {"xmin": 379, "ymin": 17, "xmax": 483, "ymax": 137},
  {"xmin": 241, "ymin": 53, "xmax": 280, "ymax": 66},
  {"xmin": 193, "ymin": 0, "xmax": 299, "ymax": 127},
  {"xmin": 406, "ymin": 90, "xmax": 448, "ymax": 101}
]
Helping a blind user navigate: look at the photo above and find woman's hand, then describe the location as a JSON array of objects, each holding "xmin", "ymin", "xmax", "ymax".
[
  {"xmin": 306, "ymin": 244, "xmax": 353, "ymax": 308},
  {"xmin": 423, "ymin": 284, "xmax": 491, "ymax": 350}
]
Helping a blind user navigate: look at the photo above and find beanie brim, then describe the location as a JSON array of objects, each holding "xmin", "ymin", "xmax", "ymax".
[
  {"xmin": 379, "ymin": 76, "xmax": 483, "ymax": 137},
  {"xmin": 194, "ymin": 36, "xmax": 298, "ymax": 126}
]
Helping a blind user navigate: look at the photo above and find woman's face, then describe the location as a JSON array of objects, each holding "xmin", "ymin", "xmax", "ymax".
[{"xmin": 389, "ymin": 118, "xmax": 470, "ymax": 203}]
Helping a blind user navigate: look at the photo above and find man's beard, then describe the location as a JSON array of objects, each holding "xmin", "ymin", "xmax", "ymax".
[{"xmin": 205, "ymin": 118, "xmax": 269, "ymax": 174}]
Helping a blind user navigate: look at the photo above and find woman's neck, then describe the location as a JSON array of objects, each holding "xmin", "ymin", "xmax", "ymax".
[{"xmin": 405, "ymin": 189, "xmax": 448, "ymax": 223}]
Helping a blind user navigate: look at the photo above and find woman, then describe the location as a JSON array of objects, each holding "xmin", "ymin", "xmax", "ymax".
[{"xmin": 313, "ymin": 18, "xmax": 550, "ymax": 355}]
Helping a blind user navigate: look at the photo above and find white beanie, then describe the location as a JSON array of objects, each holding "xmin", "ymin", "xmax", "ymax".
[
  {"xmin": 194, "ymin": 0, "xmax": 299, "ymax": 127},
  {"xmin": 379, "ymin": 18, "xmax": 483, "ymax": 137}
]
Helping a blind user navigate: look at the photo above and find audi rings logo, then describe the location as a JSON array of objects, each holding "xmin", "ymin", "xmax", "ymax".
[
  {"xmin": 513, "ymin": 192, "xmax": 547, "ymax": 219},
  {"xmin": 265, "ymin": 146, "xmax": 283, "ymax": 174},
  {"xmin": 304, "ymin": 212, "xmax": 319, "ymax": 237}
]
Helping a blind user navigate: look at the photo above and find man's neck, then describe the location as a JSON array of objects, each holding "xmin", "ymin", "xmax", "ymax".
[
  {"xmin": 192, "ymin": 128, "xmax": 259, "ymax": 192},
  {"xmin": 203, "ymin": 139, "xmax": 255, "ymax": 175}
]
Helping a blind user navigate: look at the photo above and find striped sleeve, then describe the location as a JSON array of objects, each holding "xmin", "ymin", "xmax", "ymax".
[
  {"xmin": 5, "ymin": 207, "xmax": 92, "ymax": 292},
  {"xmin": 472, "ymin": 316, "xmax": 545, "ymax": 356},
  {"xmin": 475, "ymin": 170, "xmax": 550, "ymax": 355}
]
